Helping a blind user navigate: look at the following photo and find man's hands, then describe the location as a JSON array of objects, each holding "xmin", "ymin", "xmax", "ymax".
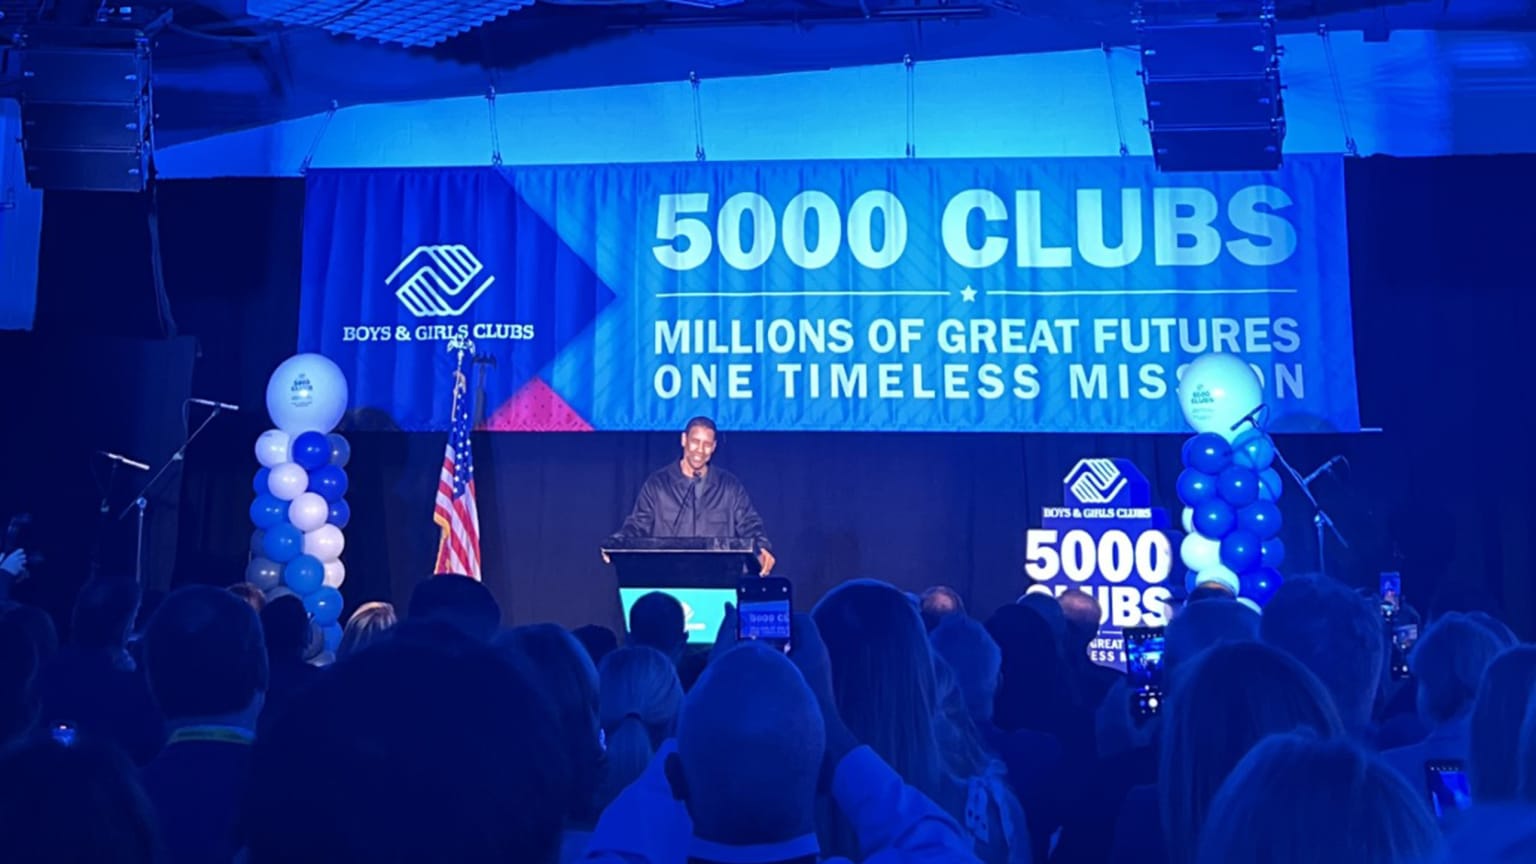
[{"xmin": 757, "ymin": 548, "xmax": 776, "ymax": 576}]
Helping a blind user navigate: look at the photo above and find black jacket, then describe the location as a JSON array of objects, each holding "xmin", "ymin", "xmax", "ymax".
[{"xmin": 613, "ymin": 462, "xmax": 772, "ymax": 551}]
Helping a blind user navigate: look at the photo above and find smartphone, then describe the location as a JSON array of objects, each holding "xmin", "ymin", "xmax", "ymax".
[
  {"xmin": 1425, "ymin": 760, "xmax": 1471, "ymax": 819},
  {"xmin": 1125, "ymin": 626, "xmax": 1166, "ymax": 721},
  {"xmin": 1390, "ymin": 624, "xmax": 1418, "ymax": 680},
  {"xmin": 737, "ymin": 576, "xmax": 792, "ymax": 652},
  {"xmin": 1379, "ymin": 572, "xmax": 1402, "ymax": 620}
]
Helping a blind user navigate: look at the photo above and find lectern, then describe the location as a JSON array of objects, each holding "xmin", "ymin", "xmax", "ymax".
[{"xmin": 601, "ymin": 536, "xmax": 761, "ymax": 643}]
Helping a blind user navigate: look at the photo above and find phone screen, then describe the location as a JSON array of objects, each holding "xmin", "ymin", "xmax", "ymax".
[
  {"xmin": 1379, "ymin": 572, "xmax": 1402, "ymax": 619},
  {"xmin": 1125, "ymin": 626, "xmax": 1166, "ymax": 720},
  {"xmin": 1425, "ymin": 760, "xmax": 1471, "ymax": 819},
  {"xmin": 737, "ymin": 577, "xmax": 792, "ymax": 651}
]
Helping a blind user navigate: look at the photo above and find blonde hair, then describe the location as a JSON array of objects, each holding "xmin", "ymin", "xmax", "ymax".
[
  {"xmin": 337, "ymin": 602, "xmax": 397, "ymax": 660},
  {"xmin": 597, "ymin": 647, "xmax": 682, "ymax": 809}
]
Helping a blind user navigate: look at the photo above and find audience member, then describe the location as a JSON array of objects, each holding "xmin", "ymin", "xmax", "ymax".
[
  {"xmin": 337, "ymin": 601, "xmax": 397, "ymax": 660},
  {"xmin": 1467, "ymin": 611, "xmax": 1519, "ymax": 650},
  {"xmin": 574, "ymin": 624, "xmax": 620, "ymax": 666},
  {"xmin": 227, "ymin": 582, "xmax": 266, "ymax": 615},
  {"xmin": 931, "ymin": 614, "xmax": 1061, "ymax": 862},
  {"xmin": 1381, "ymin": 612, "xmax": 1503, "ymax": 786},
  {"xmin": 36, "ymin": 576, "xmax": 163, "ymax": 765},
  {"xmin": 919, "ymin": 585, "xmax": 966, "ymax": 632},
  {"xmin": 0, "ymin": 616, "xmax": 38, "ymax": 749},
  {"xmin": 0, "ymin": 738, "xmax": 160, "ymax": 864},
  {"xmin": 985, "ymin": 604, "xmax": 1077, "ymax": 741},
  {"xmin": 405, "ymin": 573, "xmax": 502, "ymax": 643},
  {"xmin": 584, "ymin": 619, "xmax": 982, "ymax": 864},
  {"xmin": 1469, "ymin": 647, "xmax": 1536, "ymax": 802},
  {"xmin": 1134, "ymin": 641, "xmax": 1343, "ymax": 864},
  {"xmin": 258, "ymin": 594, "xmax": 321, "ymax": 728},
  {"xmin": 932, "ymin": 656, "xmax": 1031, "ymax": 864},
  {"xmin": 498, "ymin": 624, "xmax": 607, "ymax": 864},
  {"xmin": 628, "ymin": 591, "xmax": 688, "ymax": 660},
  {"xmin": 140, "ymin": 586, "xmax": 267, "ymax": 864},
  {"xmin": 0, "ymin": 601, "xmax": 59, "ymax": 663},
  {"xmin": 1017, "ymin": 592, "xmax": 1069, "ymax": 650},
  {"xmin": 1058, "ymin": 590, "xmax": 1120, "ymax": 712},
  {"xmin": 1194, "ymin": 733, "xmax": 1442, "ymax": 864},
  {"xmin": 1437, "ymin": 803, "xmax": 1536, "ymax": 864},
  {"xmin": 243, "ymin": 640, "xmax": 569, "ymax": 864},
  {"xmin": 597, "ymin": 646, "xmax": 683, "ymax": 811},
  {"xmin": 1260, "ymin": 576, "xmax": 1385, "ymax": 740},
  {"xmin": 1183, "ymin": 584, "xmax": 1236, "ymax": 606}
]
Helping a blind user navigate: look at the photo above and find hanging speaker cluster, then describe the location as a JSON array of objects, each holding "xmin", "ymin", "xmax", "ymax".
[
  {"xmin": 15, "ymin": 23, "xmax": 159, "ymax": 192},
  {"xmin": 1135, "ymin": 0, "xmax": 1285, "ymax": 172}
]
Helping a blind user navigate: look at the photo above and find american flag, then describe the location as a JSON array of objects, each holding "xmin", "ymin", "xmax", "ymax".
[{"xmin": 433, "ymin": 349, "xmax": 481, "ymax": 579}]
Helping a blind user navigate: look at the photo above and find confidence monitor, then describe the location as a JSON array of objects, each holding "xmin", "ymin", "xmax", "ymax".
[{"xmin": 602, "ymin": 536, "xmax": 761, "ymax": 644}]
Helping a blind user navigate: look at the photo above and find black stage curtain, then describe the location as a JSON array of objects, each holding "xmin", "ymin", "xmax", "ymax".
[{"xmin": 8, "ymin": 157, "xmax": 1532, "ymax": 638}]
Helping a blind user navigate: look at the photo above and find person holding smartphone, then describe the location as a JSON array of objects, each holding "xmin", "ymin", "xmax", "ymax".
[{"xmin": 608, "ymin": 416, "xmax": 776, "ymax": 575}]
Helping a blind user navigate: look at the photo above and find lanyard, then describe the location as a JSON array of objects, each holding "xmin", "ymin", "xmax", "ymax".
[{"xmin": 167, "ymin": 725, "xmax": 255, "ymax": 746}]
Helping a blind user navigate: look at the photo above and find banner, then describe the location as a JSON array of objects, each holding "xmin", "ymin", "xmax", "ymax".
[
  {"xmin": 1023, "ymin": 457, "xmax": 1176, "ymax": 669},
  {"xmin": 300, "ymin": 158, "xmax": 1359, "ymax": 432}
]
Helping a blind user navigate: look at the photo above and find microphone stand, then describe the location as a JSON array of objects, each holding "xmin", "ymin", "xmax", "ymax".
[
  {"xmin": 115, "ymin": 404, "xmax": 227, "ymax": 584},
  {"xmin": 1232, "ymin": 409, "xmax": 1349, "ymax": 579}
]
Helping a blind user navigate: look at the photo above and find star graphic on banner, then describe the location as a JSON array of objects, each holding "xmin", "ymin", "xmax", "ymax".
[{"xmin": 960, "ymin": 285, "xmax": 978, "ymax": 303}]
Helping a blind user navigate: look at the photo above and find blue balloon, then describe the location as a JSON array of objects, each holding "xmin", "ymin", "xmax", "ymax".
[
  {"xmin": 308, "ymin": 464, "xmax": 349, "ymax": 503},
  {"xmin": 262, "ymin": 523, "xmax": 304, "ymax": 564},
  {"xmin": 322, "ymin": 622, "xmax": 343, "ymax": 654},
  {"xmin": 1258, "ymin": 468, "xmax": 1283, "ymax": 501},
  {"xmin": 284, "ymin": 554, "xmax": 325, "ymax": 596},
  {"xmin": 291, "ymin": 431, "xmax": 331, "ymax": 472},
  {"xmin": 249, "ymin": 495, "xmax": 288, "ymax": 529},
  {"xmin": 1240, "ymin": 566, "xmax": 1284, "ymax": 606},
  {"xmin": 253, "ymin": 467, "xmax": 272, "ymax": 496},
  {"xmin": 1219, "ymin": 529, "xmax": 1263, "ymax": 572},
  {"xmin": 327, "ymin": 499, "xmax": 351, "ymax": 530},
  {"xmin": 328, "ymin": 433, "xmax": 351, "ymax": 468},
  {"xmin": 1232, "ymin": 428, "xmax": 1277, "ymax": 470},
  {"xmin": 304, "ymin": 586, "xmax": 345, "ymax": 628},
  {"xmin": 1177, "ymin": 470, "xmax": 1219, "ymax": 506},
  {"xmin": 1238, "ymin": 500, "xmax": 1284, "ymax": 539},
  {"xmin": 1192, "ymin": 498, "xmax": 1237, "ymax": 539},
  {"xmin": 1260, "ymin": 536, "xmax": 1286, "ymax": 569},
  {"xmin": 1182, "ymin": 433, "xmax": 1233, "ymax": 475},
  {"xmin": 1216, "ymin": 467, "xmax": 1261, "ymax": 507}
]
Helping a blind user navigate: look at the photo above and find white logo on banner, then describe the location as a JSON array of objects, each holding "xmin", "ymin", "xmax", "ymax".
[
  {"xmin": 387, "ymin": 245, "xmax": 495, "ymax": 318},
  {"xmin": 1066, "ymin": 458, "xmax": 1128, "ymax": 505}
]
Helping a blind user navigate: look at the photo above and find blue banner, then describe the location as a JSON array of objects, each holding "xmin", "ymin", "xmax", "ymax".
[{"xmin": 300, "ymin": 158, "xmax": 1358, "ymax": 432}]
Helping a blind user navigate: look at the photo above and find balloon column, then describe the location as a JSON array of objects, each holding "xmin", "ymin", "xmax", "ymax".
[
  {"xmin": 1175, "ymin": 354, "xmax": 1285, "ymax": 606},
  {"xmin": 247, "ymin": 353, "xmax": 351, "ymax": 656}
]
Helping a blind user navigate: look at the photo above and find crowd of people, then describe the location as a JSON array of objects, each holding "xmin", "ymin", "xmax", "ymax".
[{"xmin": 1, "ymin": 551, "xmax": 1535, "ymax": 864}]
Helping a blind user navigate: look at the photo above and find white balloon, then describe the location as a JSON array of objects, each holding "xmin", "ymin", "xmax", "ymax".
[
  {"xmin": 322, "ymin": 559, "xmax": 346, "ymax": 589},
  {"xmin": 1192, "ymin": 564, "xmax": 1240, "ymax": 596},
  {"xmin": 1180, "ymin": 532, "xmax": 1221, "ymax": 572},
  {"xmin": 254, "ymin": 429, "xmax": 291, "ymax": 469},
  {"xmin": 267, "ymin": 463, "xmax": 310, "ymax": 502},
  {"xmin": 288, "ymin": 492, "xmax": 330, "ymax": 532},
  {"xmin": 1177, "ymin": 354, "xmax": 1264, "ymax": 442},
  {"xmin": 267, "ymin": 353, "xmax": 349, "ymax": 435},
  {"xmin": 1181, "ymin": 507, "xmax": 1195, "ymax": 534},
  {"xmin": 303, "ymin": 524, "xmax": 346, "ymax": 563}
]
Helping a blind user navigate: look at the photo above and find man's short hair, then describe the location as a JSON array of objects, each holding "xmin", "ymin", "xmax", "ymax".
[
  {"xmin": 1260, "ymin": 576, "xmax": 1385, "ymax": 733},
  {"xmin": 144, "ymin": 586, "xmax": 269, "ymax": 720},
  {"xmin": 683, "ymin": 416, "xmax": 717, "ymax": 437},
  {"xmin": 629, "ymin": 591, "xmax": 686, "ymax": 653},
  {"xmin": 1166, "ymin": 597, "xmax": 1260, "ymax": 677},
  {"xmin": 227, "ymin": 582, "xmax": 266, "ymax": 615},
  {"xmin": 260, "ymin": 595, "xmax": 312, "ymax": 663},
  {"xmin": 408, "ymin": 574, "xmax": 501, "ymax": 644},
  {"xmin": 918, "ymin": 586, "xmax": 965, "ymax": 632},
  {"xmin": 1411, "ymin": 612, "xmax": 1504, "ymax": 726}
]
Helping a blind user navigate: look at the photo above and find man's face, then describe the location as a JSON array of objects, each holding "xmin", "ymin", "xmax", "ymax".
[{"xmin": 681, "ymin": 425, "xmax": 717, "ymax": 473}]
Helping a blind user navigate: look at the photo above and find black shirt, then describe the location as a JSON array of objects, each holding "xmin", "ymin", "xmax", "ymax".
[{"xmin": 613, "ymin": 462, "xmax": 772, "ymax": 551}]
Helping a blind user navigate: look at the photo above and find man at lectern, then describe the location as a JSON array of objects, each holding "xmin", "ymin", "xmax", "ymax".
[{"xmin": 610, "ymin": 416, "xmax": 776, "ymax": 575}]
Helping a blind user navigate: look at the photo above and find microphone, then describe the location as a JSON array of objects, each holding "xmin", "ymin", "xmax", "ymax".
[
  {"xmin": 98, "ymin": 451, "xmax": 151, "ymax": 471},
  {"xmin": 1302, "ymin": 455, "xmax": 1346, "ymax": 486},
  {"xmin": 188, "ymin": 398, "xmax": 240, "ymax": 412},
  {"xmin": 1229, "ymin": 403, "xmax": 1267, "ymax": 433}
]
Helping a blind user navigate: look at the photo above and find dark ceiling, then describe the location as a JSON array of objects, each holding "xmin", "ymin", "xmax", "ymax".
[{"xmin": 8, "ymin": 0, "xmax": 1536, "ymax": 143}]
